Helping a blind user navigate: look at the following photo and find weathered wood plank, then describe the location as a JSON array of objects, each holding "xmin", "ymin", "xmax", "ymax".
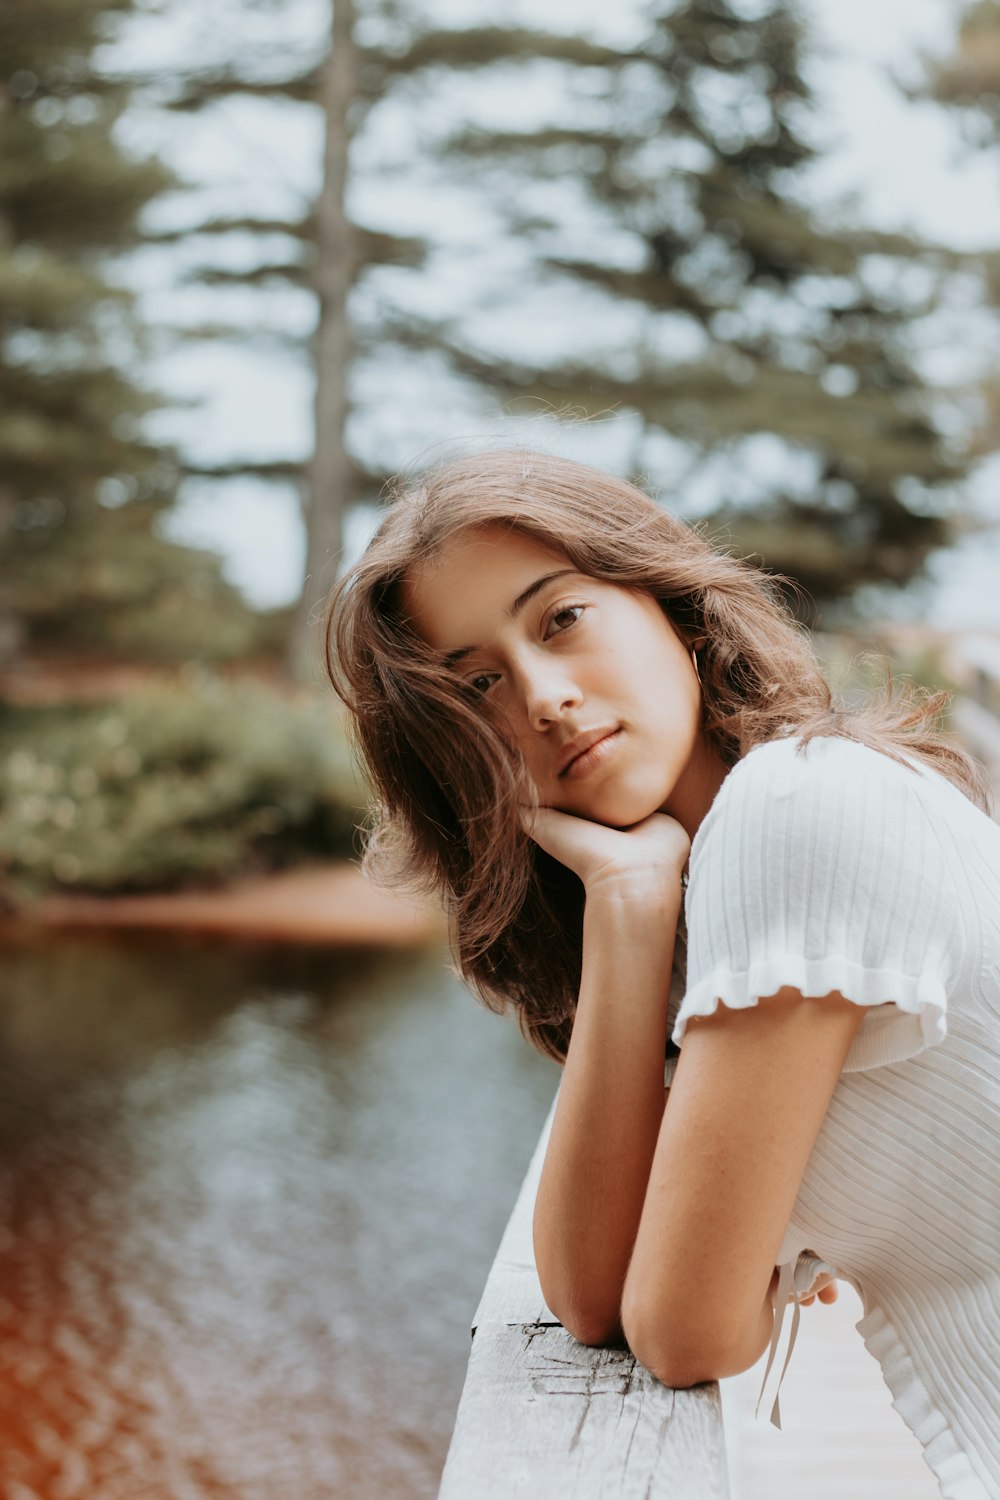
[
  {"xmin": 438, "ymin": 1322, "xmax": 729, "ymax": 1500},
  {"xmin": 442, "ymin": 1087, "xmax": 730, "ymax": 1499}
]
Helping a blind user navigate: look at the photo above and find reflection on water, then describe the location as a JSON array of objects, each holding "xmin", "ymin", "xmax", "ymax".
[{"xmin": 0, "ymin": 932, "xmax": 557, "ymax": 1498}]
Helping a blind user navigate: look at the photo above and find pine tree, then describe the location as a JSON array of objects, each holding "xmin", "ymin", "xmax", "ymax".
[
  {"xmin": 109, "ymin": 0, "xmax": 428, "ymax": 679},
  {"xmin": 375, "ymin": 4, "xmax": 975, "ymax": 622},
  {"xmin": 94, "ymin": 0, "xmax": 982, "ymax": 670},
  {"xmin": 0, "ymin": 0, "xmax": 274, "ymax": 668}
]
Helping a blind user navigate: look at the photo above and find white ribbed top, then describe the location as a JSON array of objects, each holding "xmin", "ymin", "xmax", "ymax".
[{"xmin": 662, "ymin": 734, "xmax": 1000, "ymax": 1500}]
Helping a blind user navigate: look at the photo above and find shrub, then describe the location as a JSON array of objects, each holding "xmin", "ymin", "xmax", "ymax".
[{"xmin": 0, "ymin": 673, "xmax": 369, "ymax": 903}]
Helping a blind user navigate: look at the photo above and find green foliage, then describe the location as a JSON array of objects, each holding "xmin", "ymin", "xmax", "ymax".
[
  {"xmin": 0, "ymin": 678, "xmax": 368, "ymax": 902},
  {"xmin": 0, "ymin": 0, "xmax": 276, "ymax": 666},
  {"xmin": 14, "ymin": 503, "xmax": 289, "ymax": 662}
]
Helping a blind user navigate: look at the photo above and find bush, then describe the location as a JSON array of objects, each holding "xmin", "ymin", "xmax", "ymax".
[{"xmin": 0, "ymin": 673, "xmax": 369, "ymax": 903}]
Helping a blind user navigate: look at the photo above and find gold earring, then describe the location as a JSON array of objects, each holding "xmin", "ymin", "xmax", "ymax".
[{"xmin": 691, "ymin": 646, "xmax": 701, "ymax": 684}]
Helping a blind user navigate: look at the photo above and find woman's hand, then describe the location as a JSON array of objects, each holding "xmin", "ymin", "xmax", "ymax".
[
  {"xmin": 798, "ymin": 1273, "xmax": 838, "ymax": 1308},
  {"xmin": 520, "ymin": 803, "xmax": 690, "ymax": 902},
  {"xmin": 767, "ymin": 1264, "xmax": 839, "ymax": 1309}
]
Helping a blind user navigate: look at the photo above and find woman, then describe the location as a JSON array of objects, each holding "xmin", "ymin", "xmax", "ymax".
[{"xmin": 326, "ymin": 447, "xmax": 1000, "ymax": 1500}]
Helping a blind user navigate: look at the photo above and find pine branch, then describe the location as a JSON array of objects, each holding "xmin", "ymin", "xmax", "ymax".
[{"xmin": 363, "ymin": 27, "xmax": 638, "ymax": 77}]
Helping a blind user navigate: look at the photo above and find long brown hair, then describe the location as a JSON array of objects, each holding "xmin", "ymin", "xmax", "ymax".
[{"xmin": 326, "ymin": 447, "xmax": 992, "ymax": 1063}]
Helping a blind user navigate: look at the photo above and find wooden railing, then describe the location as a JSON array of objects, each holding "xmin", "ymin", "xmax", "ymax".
[{"xmin": 436, "ymin": 1093, "xmax": 730, "ymax": 1500}]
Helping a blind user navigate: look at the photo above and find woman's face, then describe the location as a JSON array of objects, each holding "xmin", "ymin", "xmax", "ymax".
[{"xmin": 402, "ymin": 524, "xmax": 729, "ymax": 835}]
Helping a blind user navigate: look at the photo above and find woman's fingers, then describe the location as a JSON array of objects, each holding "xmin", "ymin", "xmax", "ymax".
[
  {"xmin": 796, "ymin": 1278, "xmax": 839, "ymax": 1308},
  {"xmin": 519, "ymin": 803, "xmax": 691, "ymax": 894},
  {"xmin": 518, "ymin": 804, "xmax": 610, "ymax": 880}
]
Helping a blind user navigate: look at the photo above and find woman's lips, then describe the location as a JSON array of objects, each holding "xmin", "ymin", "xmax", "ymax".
[{"xmin": 560, "ymin": 728, "xmax": 622, "ymax": 781}]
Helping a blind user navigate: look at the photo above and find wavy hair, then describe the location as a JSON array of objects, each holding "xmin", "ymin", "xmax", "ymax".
[{"xmin": 326, "ymin": 447, "xmax": 992, "ymax": 1063}]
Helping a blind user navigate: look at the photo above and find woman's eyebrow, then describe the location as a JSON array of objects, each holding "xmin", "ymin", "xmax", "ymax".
[
  {"xmin": 440, "ymin": 569, "xmax": 580, "ymax": 668},
  {"xmin": 507, "ymin": 568, "xmax": 579, "ymax": 619}
]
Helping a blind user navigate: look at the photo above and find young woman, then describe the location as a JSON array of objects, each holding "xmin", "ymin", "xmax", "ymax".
[{"xmin": 326, "ymin": 447, "xmax": 1000, "ymax": 1500}]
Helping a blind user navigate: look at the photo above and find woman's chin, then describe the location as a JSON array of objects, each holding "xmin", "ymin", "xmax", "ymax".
[{"xmin": 571, "ymin": 788, "xmax": 668, "ymax": 830}]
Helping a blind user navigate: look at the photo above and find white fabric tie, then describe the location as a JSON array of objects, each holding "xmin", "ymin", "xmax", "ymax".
[{"xmin": 756, "ymin": 1251, "xmax": 838, "ymax": 1430}]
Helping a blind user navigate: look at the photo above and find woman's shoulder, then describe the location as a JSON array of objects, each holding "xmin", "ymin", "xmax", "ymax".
[
  {"xmin": 711, "ymin": 729, "xmax": 912, "ymax": 799},
  {"xmin": 738, "ymin": 730, "xmax": 913, "ymax": 777},
  {"xmin": 692, "ymin": 732, "xmax": 933, "ymax": 864}
]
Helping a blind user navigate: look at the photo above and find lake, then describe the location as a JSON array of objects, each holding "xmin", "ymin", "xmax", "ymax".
[{"xmin": 0, "ymin": 932, "xmax": 557, "ymax": 1499}]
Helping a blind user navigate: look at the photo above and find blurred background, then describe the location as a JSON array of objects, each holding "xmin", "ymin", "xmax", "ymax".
[{"xmin": 2, "ymin": 0, "xmax": 1000, "ymax": 1495}]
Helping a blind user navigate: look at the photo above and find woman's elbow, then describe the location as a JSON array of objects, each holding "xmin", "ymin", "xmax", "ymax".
[
  {"xmin": 535, "ymin": 1249, "xmax": 624, "ymax": 1347},
  {"xmin": 620, "ymin": 1296, "xmax": 730, "ymax": 1389},
  {"xmin": 571, "ymin": 1309, "xmax": 625, "ymax": 1349},
  {"xmin": 542, "ymin": 1284, "xmax": 624, "ymax": 1348}
]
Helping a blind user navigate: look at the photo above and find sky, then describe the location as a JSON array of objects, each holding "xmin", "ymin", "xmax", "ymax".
[{"xmin": 107, "ymin": 0, "xmax": 1000, "ymax": 630}]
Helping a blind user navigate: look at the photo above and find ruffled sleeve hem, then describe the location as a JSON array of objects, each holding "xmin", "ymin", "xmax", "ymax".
[
  {"xmin": 670, "ymin": 954, "xmax": 948, "ymax": 1074},
  {"xmin": 857, "ymin": 1302, "xmax": 992, "ymax": 1499}
]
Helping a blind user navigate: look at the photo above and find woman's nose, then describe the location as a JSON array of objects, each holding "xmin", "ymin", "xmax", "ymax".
[{"xmin": 521, "ymin": 659, "xmax": 582, "ymax": 730}]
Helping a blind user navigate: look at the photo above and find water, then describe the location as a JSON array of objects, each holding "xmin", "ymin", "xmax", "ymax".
[{"xmin": 0, "ymin": 932, "xmax": 558, "ymax": 1499}]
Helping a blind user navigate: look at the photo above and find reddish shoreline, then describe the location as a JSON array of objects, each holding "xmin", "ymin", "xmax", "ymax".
[{"xmin": 0, "ymin": 863, "xmax": 446, "ymax": 949}]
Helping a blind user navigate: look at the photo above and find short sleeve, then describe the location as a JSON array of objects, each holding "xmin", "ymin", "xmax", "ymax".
[{"xmin": 670, "ymin": 735, "xmax": 959, "ymax": 1075}]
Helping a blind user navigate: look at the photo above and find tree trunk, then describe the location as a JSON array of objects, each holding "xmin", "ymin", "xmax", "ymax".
[
  {"xmin": 0, "ymin": 481, "xmax": 24, "ymax": 671},
  {"xmin": 287, "ymin": 0, "xmax": 357, "ymax": 684},
  {"xmin": 0, "ymin": 186, "xmax": 23, "ymax": 670}
]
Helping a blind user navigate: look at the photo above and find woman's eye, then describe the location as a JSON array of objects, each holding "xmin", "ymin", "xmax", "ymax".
[
  {"xmin": 545, "ymin": 604, "xmax": 584, "ymax": 637},
  {"xmin": 467, "ymin": 672, "xmax": 499, "ymax": 696}
]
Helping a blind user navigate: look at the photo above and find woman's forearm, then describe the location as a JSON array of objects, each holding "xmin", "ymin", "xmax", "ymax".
[{"xmin": 533, "ymin": 880, "xmax": 682, "ymax": 1346}]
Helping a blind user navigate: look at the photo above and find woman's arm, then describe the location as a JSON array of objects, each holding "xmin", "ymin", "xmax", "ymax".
[
  {"xmin": 527, "ymin": 808, "xmax": 689, "ymax": 1346},
  {"xmin": 620, "ymin": 984, "xmax": 865, "ymax": 1386},
  {"xmin": 526, "ymin": 802, "xmax": 856, "ymax": 1376},
  {"xmin": 533, "ymin": 881, "xmax": 682, "ymax": 1344}
]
